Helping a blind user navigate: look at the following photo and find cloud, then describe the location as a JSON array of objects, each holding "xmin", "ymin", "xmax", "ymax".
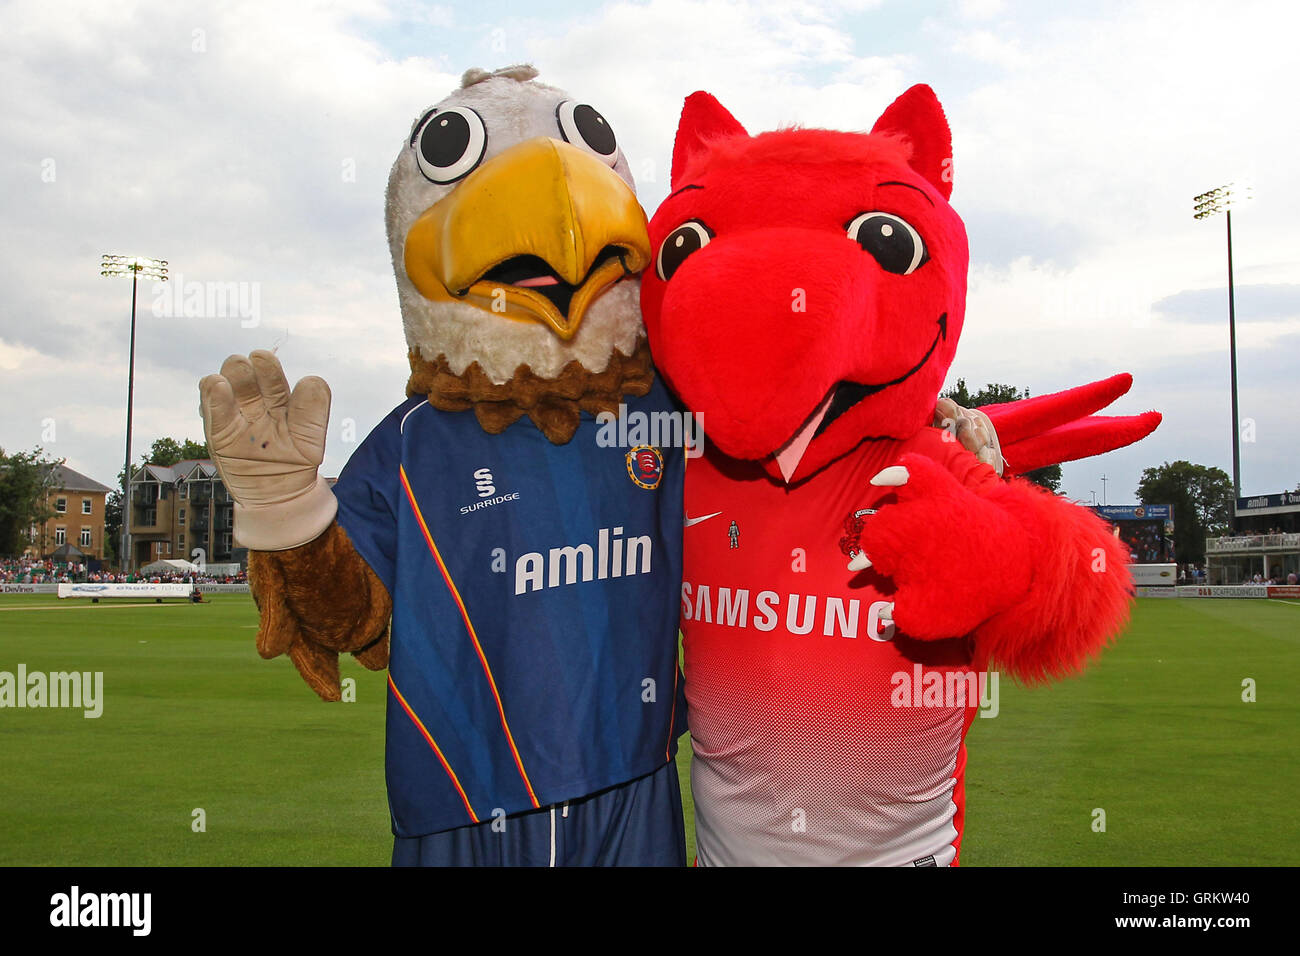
[
  {"xmin": 1, "ymin": 0, "xmax": 1297, "ymax": 511},
  {"xmin": 961, "ymin": 208, "xmax": 1088, "ymax": 269},
  {"xmin": 1153, "ymin": 283, "xmax": 1300, "ymax": 324},
  {"xmin": 1054, "ymin": 331, "xmax": 1300, "ymax": 504},
  {"xmin": 0, "ymin": 0, "xmax": 440, "ymax": 480}
]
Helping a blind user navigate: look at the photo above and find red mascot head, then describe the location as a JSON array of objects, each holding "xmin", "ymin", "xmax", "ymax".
[{"xmin": 641, "ymin": 85, "xmax": 967, "ymax": 483}]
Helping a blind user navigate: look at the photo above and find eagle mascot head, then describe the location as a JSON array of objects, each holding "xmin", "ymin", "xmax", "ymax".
[{"xmin": 388, "ymin": 64, "xmax": 653, "ymax": 443}]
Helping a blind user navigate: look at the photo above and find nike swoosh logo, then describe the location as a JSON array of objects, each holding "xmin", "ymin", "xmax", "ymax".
[{"xmin": 684, "ymin": 512, "xmax": 723, "ymax": 528}]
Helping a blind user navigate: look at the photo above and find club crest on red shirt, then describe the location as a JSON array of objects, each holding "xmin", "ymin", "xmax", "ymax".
[{"xmin": 838, "ymin": 507, "xmax": 878, "ymax": 559}]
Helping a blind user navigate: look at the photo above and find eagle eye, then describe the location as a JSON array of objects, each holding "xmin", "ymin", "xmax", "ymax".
[
  {"xmin": 556, "ymin": 101, "xmax": 618, "ymax": 166},
  {"xmin": 412, "ymin": 107, "xmax": 487, "ymax": 185}
]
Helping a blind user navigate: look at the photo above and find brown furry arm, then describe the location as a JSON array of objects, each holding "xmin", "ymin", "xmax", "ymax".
[{"xmin": 248, "ymin": 520, "xmax": 392, "ymax": 701}]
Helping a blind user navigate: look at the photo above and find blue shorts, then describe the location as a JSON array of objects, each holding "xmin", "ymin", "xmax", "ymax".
[{"xmin": 391, "ymin": 759, "xmax": 686, "ymax": 867}]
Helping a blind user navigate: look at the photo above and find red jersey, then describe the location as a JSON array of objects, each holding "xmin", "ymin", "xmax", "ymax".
[{"xmin": 682, "ymin": 427, "xmax": 1001, "ymax": 866}]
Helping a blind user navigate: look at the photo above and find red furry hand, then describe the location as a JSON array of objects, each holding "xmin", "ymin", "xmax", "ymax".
[{"xmin": 849, "ymin": 453, "xmax": 1034, "ymax": 639}]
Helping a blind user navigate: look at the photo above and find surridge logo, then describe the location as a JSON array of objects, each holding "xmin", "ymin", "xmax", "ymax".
[{"xmin": 460, "ymin": 466, "xmax": 519, "ymax": 515}]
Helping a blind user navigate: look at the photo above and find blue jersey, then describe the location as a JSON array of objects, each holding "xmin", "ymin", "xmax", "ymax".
[{"xmin": 333, "ymin": 379, "xmax": 687, "ymax": 839}]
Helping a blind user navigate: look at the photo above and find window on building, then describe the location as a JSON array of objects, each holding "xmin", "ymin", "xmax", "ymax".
[
  {"xmin": 178, "ymin": 534, "xmax": 185, "ymax": 551},
  {"xmin": 144, "ymin": 507, "xmax": 156, "ymax": 526},
  {"xmin": 56, "ymin": 497, "xmax": 67, "ymax": 513},
  {"xmin": 80, "ymin": 528, "xmax": 92, "ymax": 547},
  {"xmin": 179, "ymin": 508, "xmax": 186, "ymax": 523},
  {"xmin": 82, "ymin": 498, "xmax": 92, "ymax": 515},
  {"xmin": 180, "ymin": 483, "xmax": 188, "ymax": 499},
  {"xmin": 55, "ymin": 527, "xmax": 66, "ymax": 545}
]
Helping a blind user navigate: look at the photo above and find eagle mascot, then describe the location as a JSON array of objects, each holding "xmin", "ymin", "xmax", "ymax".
[
  {"xmin": 198, "ymin": 66, "xmax": 689, "ymax": 866},
  {"xmin": 638, "ymin": 85, "xmax": 1160, "ymax": 866}
]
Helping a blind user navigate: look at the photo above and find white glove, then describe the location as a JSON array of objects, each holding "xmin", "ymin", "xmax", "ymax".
[
  {"xmin": 933, "ymin": 397, "xmax": 1004, "ymax": 476},
  {"xmin": 198, "ymin": 350, "xmax": 337, "ymax": 551}
]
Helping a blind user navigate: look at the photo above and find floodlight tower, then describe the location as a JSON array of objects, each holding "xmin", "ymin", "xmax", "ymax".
[
  {"xmin": 100, "ymin": 255, "xmax": 169, "ymax": 573},
  {"xmin": 1193, "ymin": 184, "xmax": 1251, "ymax": 501}
]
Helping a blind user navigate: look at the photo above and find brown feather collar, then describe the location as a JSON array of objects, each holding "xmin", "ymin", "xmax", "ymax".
[{"xmin": 405, "ymin": 338, "xmax": 655, "ymax": 444}]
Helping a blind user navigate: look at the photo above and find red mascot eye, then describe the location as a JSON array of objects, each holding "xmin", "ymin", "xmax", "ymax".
[
  {"xmin": 846, "ymin": 212, "xmax": 928, "ymax": 275},
  {"xmin": 655, "ymin": 220, "xmax": 713, "ymax": 281}
]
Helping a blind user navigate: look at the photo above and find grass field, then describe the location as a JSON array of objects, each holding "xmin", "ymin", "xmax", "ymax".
[{"xmin": 1, "ymin": 593, "xmax": 1296, "ymax": 865}]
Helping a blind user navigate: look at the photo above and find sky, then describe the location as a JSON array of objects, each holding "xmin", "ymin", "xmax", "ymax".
[{"xmin": 1, "ymin": 0, "xmax": 1297, "ymax": 509}]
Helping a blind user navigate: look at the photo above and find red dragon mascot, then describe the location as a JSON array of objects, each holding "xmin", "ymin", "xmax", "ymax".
[{"xmin": 640, "ymin": 85, "xmax": 1161, "ymax": 866}]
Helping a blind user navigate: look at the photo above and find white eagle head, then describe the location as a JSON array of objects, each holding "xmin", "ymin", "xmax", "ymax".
[{"xmin": 386, "ymin": 65, "xmax": 649, "ymax": 385}]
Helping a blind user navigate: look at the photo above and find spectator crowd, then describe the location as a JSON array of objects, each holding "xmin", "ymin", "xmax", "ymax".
[{"xmin": 2, "ymin": 558, "xmax": 246, "ymax": 585}]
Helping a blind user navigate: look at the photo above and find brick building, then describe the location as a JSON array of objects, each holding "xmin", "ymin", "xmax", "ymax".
[
  {"xmin": 28, "ymin": 464, "xmax": 114, "ymax": 561},
  {"xmin": 127, "ymin": 459, "xmax": 246, "ymax": 572}
]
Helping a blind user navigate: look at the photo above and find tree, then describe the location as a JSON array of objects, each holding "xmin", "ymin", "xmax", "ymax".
[
  {"xmin": 945, "ymin": 379, "xmax": 1023, "ymax": 408},
  {"xmin": 941, "ymin": 378, "xmax": 1063, "ymax": 492},
  {"xmin": 0, "ymin": 446, "xmax": 64, "ymax": 557},
  {"xmin": 116, "ymin": 436, "xmax": 211, "ymax": 488},
  {"xmin": 1136, "ymin": 460, "xmax": 1234, "ymax": 564},
  {"xmin": 143, "ymin": 437, "xmax": 209, "ymax": 468},
  {"xmin": 103, "ymin": 489, "xmax": 122, "ymax": 566}
]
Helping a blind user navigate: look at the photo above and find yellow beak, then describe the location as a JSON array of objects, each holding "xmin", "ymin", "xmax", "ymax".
[{"xmin": 403, "ymin": 137, "xmax": 651, "ymax": 340}]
